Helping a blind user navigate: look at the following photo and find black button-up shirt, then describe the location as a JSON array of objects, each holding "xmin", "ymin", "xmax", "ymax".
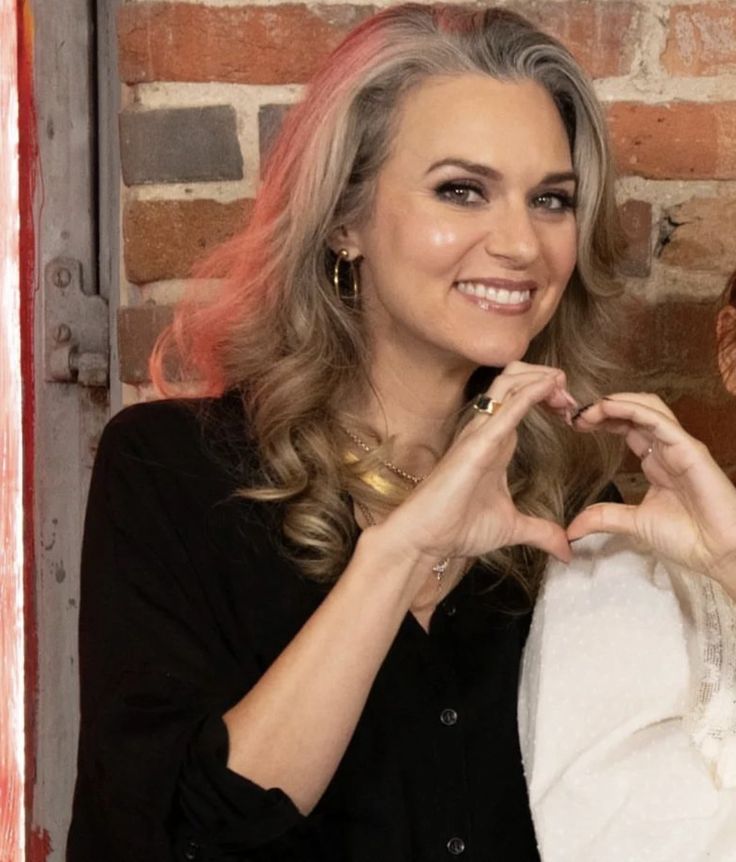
[{"xmin": 67, "ymin": 397, "xmax": 540, "ymax": 862}]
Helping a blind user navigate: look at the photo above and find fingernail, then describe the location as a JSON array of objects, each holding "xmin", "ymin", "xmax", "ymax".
[{"xmin": 571, "ymin": 401, "xmax": 595, "ymax": 422}]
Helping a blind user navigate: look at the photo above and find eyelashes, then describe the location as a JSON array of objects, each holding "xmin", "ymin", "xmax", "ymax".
[
  {"xmin": 532, "ymin": 190, "xmax": 577, "ymax": 212},
  {"xmin": 433, "ymin": 179, "xmax": 577, "ymax": 212},
  {"xmin": 435, "ymin": 180, "xmax": 485, "ymax": 206}
]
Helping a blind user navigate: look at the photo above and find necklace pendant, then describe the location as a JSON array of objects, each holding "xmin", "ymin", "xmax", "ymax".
[
  {"xmin": 432, "ymin": 557, "xmax": 449, "ymax": 594},
  {"xmin": 432, "ymin": 557, "xmax": 449, "ymax": 584}
]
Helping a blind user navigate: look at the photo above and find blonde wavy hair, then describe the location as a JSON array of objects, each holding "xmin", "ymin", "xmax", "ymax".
[{"xmin": 152, "ymin": 4, "xmax": 624, "ymax": 598}]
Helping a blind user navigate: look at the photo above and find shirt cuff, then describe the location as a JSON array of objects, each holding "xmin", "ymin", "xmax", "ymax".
[{"xmin": 177, "ymin": 713, "xmax": 307, "ymax": 852}]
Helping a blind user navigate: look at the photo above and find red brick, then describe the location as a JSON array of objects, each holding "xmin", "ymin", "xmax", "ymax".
[
  {"xmin": 518, "ymin": 1, "xmax": 638, "ymax": 79},
  {"xmin": 658, "ymin": 196, "xmax": 736, "ymax": 274},
  {"xmin": 118, "ymin": 3, "xmax": 373, "ymax": 85},
  {"xmin": 118, "ymin": 2, "xmax": 636, "ymax": 85},
  {"xmin": 662, "ymin": 4, "xmax": 736, "ymax": 76},
  {"xmin": 607, "ymin": 102, "xmax": 736, "ymax": 179},
  {"xmin": 620, "ymin": 298, "xmax": 720, "ymax": 382},
  {"xmin": 670, "ymin": 393, "xmax": 736, "ymax": 468},
  {"xmin": 124, "ymin": 198, "xmax": 253, "ymax": 284},
  {"xmin": 618, "ymin": 199, "xmax": 652, "ymax": 277},
  {"xmin": 616, "ymin": 390, "xmax": 736, "ymax": 477},
  {"xmin": 118, "ymin": 304, "xmax": 175, "ymax": 384}
]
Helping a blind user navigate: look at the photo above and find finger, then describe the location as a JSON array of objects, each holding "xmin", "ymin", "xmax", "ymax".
[
  {"xmin": 603, "ymin": 392, "xmax": 677, "ymax": 420},
  {"xmin": 485, "ymin": 371, "xmax": 575, "ymax": 419},
  {"xmin": 572, "ymin": 412, "xmax": 659, "ymax": 465},
  {"xmin": 567, "ymin": 502, "xmax": 639, "ymax": 542},
  {"xmin": 471, "ymin": 374, "xmax": 561, "ymax": 439},
  {"xmin": 573, "ymin": 397, "xmax": 684, "ymax": 446},
  {"xmin": 512, "ymin": 513, "xmax": 571, "ymax": 564},
  {"xmin": 487, "ymin": 368, "xmax": 564, "ymax": 402},
  {"xmin": 502, "ymin": 361, "xmax": 565, "ymax": 381}
]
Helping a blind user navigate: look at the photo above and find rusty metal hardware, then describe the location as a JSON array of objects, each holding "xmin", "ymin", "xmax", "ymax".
[{"xmin": 44, "ymin": 257, "xmax": 109, "ymax": 387}]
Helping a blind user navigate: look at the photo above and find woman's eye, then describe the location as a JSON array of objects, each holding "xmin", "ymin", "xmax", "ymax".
[
  {"xmin": 533, "ymin": 191, "xmax": 576, "ymax": 212},
  {"xmin": 436, "ymin": 181, "xmax": 485, "ymax": 206}
]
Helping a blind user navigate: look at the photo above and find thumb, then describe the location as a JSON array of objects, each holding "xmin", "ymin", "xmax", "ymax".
[
  {"xmin": 513, "ymin": 514, "xmax": 571, "ymax": 564},
  {"xmin": 567, "ymin": 503, "xmax": 639, "ymax": 542}
]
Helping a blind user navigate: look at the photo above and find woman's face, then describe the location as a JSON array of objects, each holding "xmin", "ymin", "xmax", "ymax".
[{"xmin": 344, "ymin": 73, "xmax": 578, "ymax": 374}]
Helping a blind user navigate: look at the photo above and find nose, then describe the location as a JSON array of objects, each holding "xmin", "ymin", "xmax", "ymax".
[{"xmin": 483, "ymin": 199, "xmax": 541, "ymax": 268}]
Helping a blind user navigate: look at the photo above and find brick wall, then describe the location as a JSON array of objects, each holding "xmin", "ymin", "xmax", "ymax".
[{"xmin": 116, "ymin": 0, "xmax": 736, "ymax": 491}]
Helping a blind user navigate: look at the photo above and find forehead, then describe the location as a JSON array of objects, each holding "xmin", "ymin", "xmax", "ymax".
[{"xmin": 386, "ymin": 73, "xmax": 573, "ymax": 174}]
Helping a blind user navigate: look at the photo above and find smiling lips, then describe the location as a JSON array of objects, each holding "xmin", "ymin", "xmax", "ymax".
[{"xmin": 456, "ymin": 279, "xmax": 536, "ymax": 309}]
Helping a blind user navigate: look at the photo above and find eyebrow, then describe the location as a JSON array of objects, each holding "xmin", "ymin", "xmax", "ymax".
[{"xmin": 425, "ymin": 158, "xmax": 578, "ymax": 186}]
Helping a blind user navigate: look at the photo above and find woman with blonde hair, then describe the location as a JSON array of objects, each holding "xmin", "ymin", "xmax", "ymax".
[{"xmin": 67, "ymin": 5, "xmax": 736, "ymax": 861}]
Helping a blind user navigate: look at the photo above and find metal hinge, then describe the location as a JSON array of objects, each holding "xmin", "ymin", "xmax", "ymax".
[{"xmin": 44, "ymin": 257, "xmax": 109, "ymax": 388}]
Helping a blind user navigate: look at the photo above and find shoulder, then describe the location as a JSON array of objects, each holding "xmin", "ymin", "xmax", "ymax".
[
  {"xmin": 104, "ymin": 397, "xmax": 198, "ymax": 442},
  {"xmin": 99, "ymin": 398, "xmax": 207, "ymax": 473},
  {"xmin": 97, "ymin": 392, "xmax": 256, "ymax": 484}
]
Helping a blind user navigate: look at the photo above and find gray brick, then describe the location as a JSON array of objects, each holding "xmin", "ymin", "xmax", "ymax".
[
  {"xmin": 120, "ymin": 106, "xmax": 244, "ymax": 186},
  {"xmin": 118, "ymin": 304, "xmax": 175, "ymax": 384},
  {"xmin": 258, "ymin": 103, "xmax": 292, "ymax": 169}
]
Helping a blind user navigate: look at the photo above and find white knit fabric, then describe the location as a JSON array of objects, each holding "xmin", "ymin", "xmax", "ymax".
[{"xmin": 519, "ymin": 533, "xmax": 736, "ymax": 862}]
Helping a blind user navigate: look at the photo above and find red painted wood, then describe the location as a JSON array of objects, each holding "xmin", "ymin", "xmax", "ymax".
[
  {"xmin": 17, "ymin": 0, "xmax": 40, "ymax": 857},
  {"xmin": 0, "ymin": 0, "xmax": 25, "ymax": 858}
]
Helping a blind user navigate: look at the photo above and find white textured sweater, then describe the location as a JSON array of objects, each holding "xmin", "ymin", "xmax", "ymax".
[{"xmin": 519, "ymin": 533, "xmax": 736, "ymax": 862}]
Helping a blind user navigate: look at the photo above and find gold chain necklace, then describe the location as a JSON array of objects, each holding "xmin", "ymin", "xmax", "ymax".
[{"xmin": 339, "ymin": 425, "xmax": 427, "ymax": 486}]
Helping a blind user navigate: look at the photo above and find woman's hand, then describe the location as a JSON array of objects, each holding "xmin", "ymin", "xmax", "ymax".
[
  {"xmin": 378, "ymin": 362, "xmax": 574, "ymax": 573},
  {"xmin": 569, "ymin": 393, "xmax": 736, "ymax": 597}
]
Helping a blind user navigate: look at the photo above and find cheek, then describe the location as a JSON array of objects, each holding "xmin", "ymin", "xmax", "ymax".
[
  {"xmin": 544, "ymin": 222, "xmax": 578, "ymax": 281},
  {"xmin": 393, "ymin": 212, "xmax": 479, "ymax": 273}
]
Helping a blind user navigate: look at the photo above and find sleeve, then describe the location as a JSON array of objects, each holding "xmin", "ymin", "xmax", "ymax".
[
  {"xmin": 67, "ymin": 406, "xmax": 311, "ymax": 862},
  {"xmin": 518, "ymin": 533, "xmax": 736, "ymax": 862},
  {"xmin": 667, "ymin": 560, "xmax": 736, "ymax": 789}
]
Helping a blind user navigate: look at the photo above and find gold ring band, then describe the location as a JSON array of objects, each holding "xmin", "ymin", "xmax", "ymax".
[{"xmin": 473, "ymin": 395, "xmax": 504, "ymax": 416}]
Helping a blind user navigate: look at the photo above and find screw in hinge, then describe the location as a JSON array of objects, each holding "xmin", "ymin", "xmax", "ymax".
[
  {"xmin": 52, "ymin": 267, "xmax": 73, "ymax": 289},
  {"xmin": 54, "ymin": 324, "xmax": 72, "ymax": 343}
]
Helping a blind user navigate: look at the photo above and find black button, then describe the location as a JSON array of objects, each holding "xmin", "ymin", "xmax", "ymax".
[
  {"xmin": 447, "ymin": 836, "xmax": 466, "ymax": 855},
  {"xmin": 183, "ymin": 840, "xmax": 200, "ymax": 861},
  {"xmin": 440, "ymin": 708, "xmax": 458, "ymax": 726}
]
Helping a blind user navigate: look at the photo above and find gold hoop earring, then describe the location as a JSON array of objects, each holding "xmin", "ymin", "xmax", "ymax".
[{"xmin": 333, "ymin": 249, "xmax": 360, "ymax": 301}]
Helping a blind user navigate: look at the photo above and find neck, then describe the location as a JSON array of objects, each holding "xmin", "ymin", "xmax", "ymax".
[{"xmin": 346, "ymin": 342, "xmax": 478, "ymax": 475}]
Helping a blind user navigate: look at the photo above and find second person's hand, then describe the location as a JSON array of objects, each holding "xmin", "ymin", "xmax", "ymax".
[{"xmin": 568, "ymin": 393, "xmax": 736, "ymax": 598}]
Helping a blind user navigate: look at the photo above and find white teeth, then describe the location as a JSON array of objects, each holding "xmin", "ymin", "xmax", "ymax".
[{"xmin": 456, "ymin": 282, "xmax": 531, "ymax": 305}]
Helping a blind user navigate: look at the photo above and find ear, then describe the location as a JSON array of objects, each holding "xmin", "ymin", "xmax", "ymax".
[
  {"xmin": 717, "ymin": 305, "xmax": 736, "ymax": 395},
  {"xmin": 327, "ymin": 224, "xmax": 363, "ymax": 260}
]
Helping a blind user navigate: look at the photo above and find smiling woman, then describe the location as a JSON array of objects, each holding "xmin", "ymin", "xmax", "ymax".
[
  {"xmin": 67, "ymin": 5, "xmax": 736, "ymax": 862},
  {"xmin": 342, "ymin": 75, "xmax": 579, "ymax": 374}
]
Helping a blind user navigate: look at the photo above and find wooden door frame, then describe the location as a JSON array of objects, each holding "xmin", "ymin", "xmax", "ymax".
[{"xmin": 25, "ymin": 0, "xmax": 120, "ymax": 856}]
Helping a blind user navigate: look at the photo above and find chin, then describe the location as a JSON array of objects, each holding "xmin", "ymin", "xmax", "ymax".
[{"xmin": 466, "ymin": 341, "xmax": 531, "ymax": 370}]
